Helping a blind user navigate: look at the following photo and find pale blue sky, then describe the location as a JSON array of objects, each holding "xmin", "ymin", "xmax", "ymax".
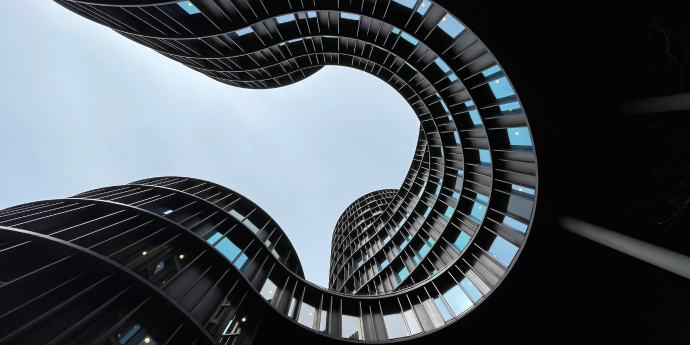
[{"xmin": 0, "ymin": 1, "xmax": 418, "ymax": 287}]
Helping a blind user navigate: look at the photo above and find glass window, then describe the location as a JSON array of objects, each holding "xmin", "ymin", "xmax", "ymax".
[
  {"xmin": 422, "ymin": 207, "xmax": 431, "ymax": 219},
  {"xmin": 137, "ymin": 335, "xmax": 156, "ymax": 345},
  {"xmin": 153, "ymin": 207, "xmax": 172, "ymax": 216},
  {"xmin": 488, "ymin": 236, "xmax": 519, "ymax": 266},
  {"xmin": 288, "ymin": 297, "xmax": 297, "ymax": 317},
  {"xmin": 499, "ymin": 101, "xmax": 520, "ymax": 112},
  {"xmin": 392, "ymin": 27, "xmax": 401, "ymax": 35},
  {"xmin": 488, "ymin": 77, "xmax": 515, "ymax": 99},
  {"xmin": 481, "ymin": 65, "xmax": 501, "ymax": 77},
  {"xmin": 298, "ymin": 302, "xmax": 316, "ymax": 328},
  {"xmin": 229, "ymin": 209, "xmax": 244, "ymax": 220},
  {"xmin": 448, "ymin": 74, "xmax": 458, "ymax": 82},
  {"xmin": 259, "ymin": 278, "xmax": 277, "ymax": 302},
  {"xmin": 438, "ymin": 15, "xmax": 465, "ymax": 38},
  {"xmin": 443, "ymin": 205, "xmax": 454, "ymax": 219},
  {"xmin": 403, "ymin": 309, "xmax": 422, "ymax": 335},
  {"xmin": 319, "ymin": 310, "xmax": 328, "ymax": 331},
  {"xmin": 440, "ymin": 100, "xmax": 450, "ymax": 113},
  {"xmin": 272, "ymin": 249, "xmax": 280, "ymax": 258},
  {"xmin": 341, "ymin": 314, "xmax": 362, "ymax": 340},
  {"xmin": 476, "ymin": 193, "xmax": 489, "ymax": 204},
  {"xmin": 418, "ymin": 237, "xmax": 434, "ymax": 258},
  {"xmin": 443, "ymin": 285, "xmax": 473, "ymax": 316},
  {"xmin": 234, "ymin": 252, "xmax": 249, "ymax": 271},
  {"xmin": 512, "ymin": 184, "xmax": 535, "ymax": 195},
  {"xmin": 236, "ymin": 27, "xmax": 254, "ymax": 36},
  {"xmin": 433, "ymin": 297, "xmax": 452, "ymax": 321},
  {"xmin": 460, "ymin": 277, "xmax": 483, "ymax": 302},
  {"xmin": 378, "ymin": 258, "xmax": 389, "ymax": 270},
  {"xmin": 392, "ymin": 0, "xmax": 417, "ymax": 8},
  {"xmin": 469, "ymin": 202, "xmax": 486, "ymax": 223},
  {"xmin": 307, "ymin": 11, "xmax": 317, "ymax": 18},
  {"xmin": 433, "ymin": 184, "xmax": 441, "ymax": 196},
  {"xmin": 119, "ymin": 324, "xmax": 141, "ymax": 344},
  {"xmin": 203, "ymin": 230, "xmax": 223, "ymax": 245},
  {"xmin": 435, "ymin": 58, "xmax": 451, "ymax": 73},
  {"xmin": 395, "ymin": 266, "xmax": 409, "ymax": 283},
  {"xmin": 465, "ymin": 100, "xmax": 475, "ymax": 107},
  {"xmin": 479, "ymin": 150, "xmax": 491, "ymax": 164},
  {"xmin": 451, "ymin": 192, "xmax": 460, "ymax": 200},
  {"xmin": 469, "ymin": 110, "xmax": 482, "ymax": 125},
  {"xmin": 383, "ymin": 313, "xmax": 408, "ymax": 339},
  {"xmin": 400, "ymin": 32, "xmax": 419, "ymax": 45},
  {"xmin": 453, "ymin": 231, "xmax": 470, "ymax": 252},
  {"xmin": 503, "ymin": 215, "xmax": 528, "ymax": 233},
  {"xmin": 417, "ymin": 0, "xmax": 431, "ymax": 15},
  {"xmin": 153, "ymin": 260, "xmax": 165, "ymax": 274},
  {"xmin": 507, "ymin": 127, "xmax": 532, "ymax": 146},
  {"xmin": 410, "ymin": 254, "xmax": 420, "ymax": 266},
  {"xmin": 244, "ymin": 219, "xmax": 261, "ymax": 233},
  {"xmin": 276, "ymin": 14, "xmax": 295, "ymax": 23},
  {"xmin": 215, "ymin": 238, "xmax": 241, "ymax": 262},
  {"xmin": 453, "ymin": 132, "xmax": 461, "ymax": 145},
  {"xmin": 177, "ymin": 1, "xmax": 200, "ymax": 15},
  {"xmin": 341, "ymin": 13, "xmax": 360, "ymax": 20},
  {"xmin": 383, "ymin": 234, "xmax": 390, "ymax": 244}
]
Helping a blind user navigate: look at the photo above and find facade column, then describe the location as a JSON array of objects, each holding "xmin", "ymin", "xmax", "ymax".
[{"xmin": 558, "ymin": 216, "xmax": 690, "ymax": 280}]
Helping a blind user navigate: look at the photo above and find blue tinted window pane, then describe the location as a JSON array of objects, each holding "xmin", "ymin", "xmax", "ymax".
[
  {"xmin": 434, "ymin": 298, "xmax": 452, "ymax": 321},
  {"xmin": 177, "ymin": 1, "xmax": 200, "ymax": 14},
  {"xmin": 434, "ymin": 184, "xmax": 441, "ymax": 196},
  {"xmin": 384, "ymin": 313, "xmax": 408, "ymax": 339},
  {"xmin": 438, "ymin": 15, "xmax": 465, "ymax": 37},
  {"xmin": 320, "ymin": 310, "xmax": 328, "ymax": 331},
  {"xmin": 229, "ymin": 209, "xmax": 243, "ymax": 220},
  {"xmin": 307, "ymin": 11, "xmax": 317, "ymax": 18},
  {"xmin": 512, "ymin": 184, "xmax": 535, "ymax": 195},
  {"xmin": 476, "ymin": 193, "xmax": 489, "ymax": 204},
  {"xmin": 244, "ymin": 219, "xmax": 261, "ymax": 233},
  {"xmin": 435, "ymin": 58, "xmax": 451, "ymax": 73},
  {"xmin": 236, "ymin": 27, "xmax": 253, "ymax": 36},
  {"xmin": 204, "ymin": 230, "xmax": 223, "ymax": 244},
  {"xmin": 451, "ymin": 192, "xmax": 460, "ymax": 200},
  {"xmin": 215, "ymin": 238, "xmax": 241, "ymax": 262},
  {"xmin": 341, "ymin": 13, "xmax": 360, "ymax": 20},
  {"xmin": 406, "ymin": 62, "xmax": 417, "ymax": 71},
  {"xmin": 395, "ymin": 266, "xmax": 409, "ymax": 283},
  {"xmin": 400, "ymin": 32, "xmax": 419, "ymax": 45},
  {"xmin": 439, "ymin": 100, "xmax": 450, "ymax": 113},
  {"xmin": 465, "ymin": 100, "xmax": 474, "ymax": 107},
  {"xmin": 422, "ymin": 207, "xmax": 431, "ymax": 218},
  {"xmin": 453, "ymin": 231, "xmax": 470, "ymax": 252},
  {"xmin": 479, "ymin": 150, "xmax": 491, "ymax": 164},
  {"xmin": 460, "ymin": 277, "xmax": 483, "ymax": 302},
  {"xmin": 503, "ymin": 216, "xmax": 528, "ymax": 233},
  {"xmin": 234, "ymin": 252, "xmax": 249, "ymax": 271},
  {"xmin": 392, "ymin": 0, "xmax": 417, "ymax": 8},
  {"xmin": 443, "ymin": 285, "xmax": 473, "ymax": 316},
  {"xmin": 137, "ymin": 336, "xmax": 156, "ymax": 345},
  {"xmin": 453, "ymin": 132, "xmax": 461, "ymax": 145},
  {"xmin": 417, "ymin": 0, "xmax": 431, "ymax": 14},
  {"xmin": 448, "ymin": 74, "xmax": 458, "ymax": 82},
  {"xmin": 418, "ymin": 239, "xmax": 434, "ymax": 257},
  {"xmin": 481, "ymin": 65, "xmax": 501, "ymax": 77},
  {"xmin": 443, "ymin": 206, "xmax": 454, "ymax": 219},
  {"xmin": 154, "ymin": 261, "xmax": 164, "ymax": 274},
  {"xmin": 488, "ymin": 236, "xmax": 519, "ymax": 266},
  {"xmin": 469, "ymin": 110, "xmax": 482, "ymax": 125},
  {"xmin": 499, "ymin": 101, "xmax": 520, "ymax": 111},
  {"xmin": 378, "ymin": 259, "xmax": 389, "ymax": 270},
  {"xmin": 469, "ymin": 202, "xmax": 486, "ymax": 222},
  {"xmin": 120, "ymin": 324, "xmax": 141, "ymax": 344},
  {"xmin": 488, "ymin": 77, "xmax": 515, "ymax": 98},
  {"xmin": 392, "ymin": 27, "xmax": 401, "ymax": 34},
  {"xmin": 276, "ymin": 14, "xmax": 295, "ymax": 23},
  {"xmin": 410, "ymin": 255, "xmax": 420, "ymax": 266},
  {"xmin": 508, "ymin": 127, "xmax": 532, "ymax": 146}
]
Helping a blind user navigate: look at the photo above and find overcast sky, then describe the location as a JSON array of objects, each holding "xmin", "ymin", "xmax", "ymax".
[{"xmin": 0, "ymin": 1, "xmax": 418, "ymax": 287}]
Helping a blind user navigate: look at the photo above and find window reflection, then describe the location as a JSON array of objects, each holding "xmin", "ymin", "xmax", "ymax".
[
  {"xmin": 403, "ymin": 309, "xmax": 422, "ymax": 335},
  {"xmin": 342, "ymin": 314, "xmax": 362, "ymax": 340},
  {"xmin": 298, "ymin": 302, "xmax": 316, "ymax": 328},
  {"xmin": 319, "ymin": 309, "xmax": 328, "ymax": 331},
  {"xmin": 460, "ymin": 277, "xmax": 483, "ymax": 302},
  {"xmin": 433, "ymin": 297, "xmax": 452, "ymax": 321},
  {"xmin": 259, "ymin": 278, "xmax": 277, "ymax": 302},
  {"xmin": 383, "ymin": 313, "xmax": 407, "ymax": 339},
  {"xmin": 488, "ymin": 236, "xmax": 519, "ymax": 266},
  {"xmin": 437, "ymin": 14, "xmax": 465, "ymax": 37},
  {"xmin": 442, "ymin": 285, "xmax": 473, "ymax": 316}
]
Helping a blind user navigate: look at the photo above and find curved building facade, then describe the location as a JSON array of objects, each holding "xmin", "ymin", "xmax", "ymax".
[{"xmin": 0, "ymin": 0, "xmax": 538, "ymax": 344}]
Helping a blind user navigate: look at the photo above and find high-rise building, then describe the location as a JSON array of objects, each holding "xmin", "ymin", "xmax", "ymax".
[{"xmin": 0, "ymin": 0, "xmax": 539, "ymax": 344}]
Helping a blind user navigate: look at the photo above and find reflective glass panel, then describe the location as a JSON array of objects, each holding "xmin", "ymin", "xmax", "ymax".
[
  {"xmin": 395, "ymin": 266, "xmax": 409, "ymax": 283},
  {"xmin": 482, "ymin": 65, "xmax": 501, "ymax": 77},
  {"xmin": 298, "ymin": 302, "xmax": 316, "ymax": 328},
  {"xmin": 434, "ymin": 297, "xmax": 452, "ymax": 321},
  {"xmin": 479, "ymin": 150, "xmax": 491, "ymax": 164},
  {"xmin": 236, "ymin": 27, "xmax": 253, "ymax": 36},
  {"xmin": 507, "ymin": 127, "xmax": 533, "ymax": 146},
  {"xmin": 403, "ymin": 309, "xmax": 422, "ymax": 335},
  {"xmin": 488, "ymin": 236, "xmax": 519, "ymax": 266},
  {"xmin": 392, "ymin": 0, "xmax": 417, "ymax": 8},
  {"xmin": 469, "ymin": 202, "xmax": 486, "ymax": 223},
  {"xmin": 488, "ymin": 77, "xmax": 515, "ymax": 98},
  {"xmin": 453, "ymin": 132, "xmax": 461, "ymax": 145},
  {"xmin": 422, "ymin": 207, "xmax": 431, "ymax": 219},
  {"xmin": 259, "ymin": 278, "xmax": 277, "ymax": 302},
  {"xmin": 177, "ymin": 1, "xmax": 200, "ymax": 14},
  {"xmin": 417, "ymin": 0, "xmax": 431, "ymax": 14},
  {"xmin": 276, "ymin": 14, "xmax": 295, "ymax": 23},
  {"xmin": 341, "ymin": 13, "xmax": 360, "ymax": 20},
  {"xmin": 342, "ymin": 314, "xmax": 362, "ymax": 340},
  {"xmin": 438, "ymin": 15, "xmax": 465, "ymax": 37},
  {"xmin": 444, "ymin": 205, "xmax": 454, "ymax": 219},
  {"xmin": 203, "ymin": 230, "xmax": 223, "ymax": 245},
  {"xmin": 469, "ymin": 110, "xmax": 482, "ymax": 125},
  {"xmin": 215, "ymin": 238, "xmax": 241, "ymax": 262},
  {"xmin": 383, "ymin": 313, "xmax": 408, "ymax": 339},
  {"xmin": 503, "ymin": 215, "xmax": 528, "ymax": 233},
  {"xmin": 243, "ymin": 219, "xmax": 261, "ymax": 233},
  {"xmin": 443, "ymin": 285, "xmax": 473, "ymax": 316},
  {"xmin": 288, "ymin": 297, "xmax": 297, "ymax": 317},
  {"xmin": 320, "ymin": 310, "xmax": 328, "ymax": 331},
  {"xmin": 476, "ymin": 193, "xmax": 489, "ymax": 204},
  {"xmin": 401, "ymin": 32, "xmax": 419, "ymax": 45},
  {"xmin": 453, "ymin": 231, "xmax": 470, "ymax": 252},
  {"xmin": 378, "ymin": 258, "xmax": 389, "ymax": 270},
  {"xmin": 119, "ymin": 324, "xmax": 141, "ymax": 344},
  {"xmin": 499, "ymin": 101, "xmax": 521, "ymax": 111},
  {"xmin": 229, "ymin": 209, "xmax": 244, "ymax": 220},
  {"xmin": 512, "ymin": 184, "xmax": 535, "ymax": 195},
  {"xmin": 460, "ymin": 277, "xmax": 483, "ymax": 302},
  {"xmin": 137, "ymin": 336, "xmax": 156, "ymax": 345},
  {"xmin": 234, "ymin": 252, "xmax": 249, "ymax": 271},
  {"xmin": 308, "ymin": 11, "xmax": 317, "ymax": 18}
]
